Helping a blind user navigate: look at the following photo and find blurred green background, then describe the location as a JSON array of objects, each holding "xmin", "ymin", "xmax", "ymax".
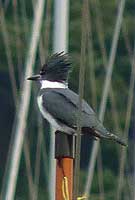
[{"xmin": 0, "ymin": 0, "xmax": 135, "ymax": 199}]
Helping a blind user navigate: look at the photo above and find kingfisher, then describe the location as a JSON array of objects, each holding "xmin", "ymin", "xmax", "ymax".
[{"xmin": 27, "ymin": 52, "xmax": 126, "ymax": 146}]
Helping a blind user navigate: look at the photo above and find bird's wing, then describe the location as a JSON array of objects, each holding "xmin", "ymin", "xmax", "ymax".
[{"xmin": 40, "ymin": 88, "xmax": 108, "ymax": 136}]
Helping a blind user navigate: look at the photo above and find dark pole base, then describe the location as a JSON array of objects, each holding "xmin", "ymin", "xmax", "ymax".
[
  {"xmin": 55, "ymin": 131, "xmax": 75, "ymax": 200},
  {"xmin": 55, "ymin": 131, "xmax": 75, "ymax": 158}
]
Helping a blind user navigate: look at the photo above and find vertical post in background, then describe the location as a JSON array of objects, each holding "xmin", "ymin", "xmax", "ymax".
[
  {"xmin": 53, "ymin": 0, "xmax": 69, "ymax": 53},
  {"xmin": 0, "ymin": 0, "xmax": 45, "ymax": 199},
  {"xmin": 49, "ymin": 1, "xmax": 70, "ymax": 200}
]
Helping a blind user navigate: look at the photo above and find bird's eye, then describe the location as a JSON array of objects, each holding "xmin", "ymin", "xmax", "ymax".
[{"xmin": 40, "ymin": 71, "xmax": 44, "ymax": 75}]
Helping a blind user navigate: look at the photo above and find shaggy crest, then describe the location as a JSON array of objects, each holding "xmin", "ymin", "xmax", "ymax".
[{"xmin": 40, "ymin": 52, "xmax": 72, "ymax": 82}]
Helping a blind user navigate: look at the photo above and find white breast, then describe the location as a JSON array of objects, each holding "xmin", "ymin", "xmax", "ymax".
[
  {"xmin": 37, "ymin": 94, "xmax": 75, "ymax": 135},
  {"xmin": 37, "ymin": 95, "xmax": 61, "ymax": 129}
]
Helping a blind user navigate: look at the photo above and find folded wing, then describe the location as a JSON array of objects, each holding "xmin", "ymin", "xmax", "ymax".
[{"xmin": 40, "ymin": 88, "xmax": 108, "ymax": 137}]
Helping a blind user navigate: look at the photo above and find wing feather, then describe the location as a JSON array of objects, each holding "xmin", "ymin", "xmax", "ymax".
[{"xmin": 40, "ymin": 88, "xmax": 108, "ymax": 136}]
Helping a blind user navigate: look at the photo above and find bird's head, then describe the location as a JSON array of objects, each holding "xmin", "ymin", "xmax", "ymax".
[{"xmin": 27, "ymin": 52, "xmax": 72, "ymax": 84}]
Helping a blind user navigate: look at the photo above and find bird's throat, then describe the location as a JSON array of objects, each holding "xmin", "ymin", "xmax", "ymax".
[{"xmin": 40, "ymin": 80, "xmax": 68, "ymax": 89}]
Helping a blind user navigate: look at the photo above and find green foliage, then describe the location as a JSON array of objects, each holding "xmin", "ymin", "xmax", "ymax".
[
  {"xmin": 0, "ymin": 0, "xmax": 134, "ymax": 199},
  {"xmin": 80, "ymin": 169, "xmax": 117, "ymax": 200}
]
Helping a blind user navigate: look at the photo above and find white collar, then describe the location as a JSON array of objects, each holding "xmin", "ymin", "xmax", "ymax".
[{"xmin": 40, "ymin": 80, "xmax": 68, "ymax": 89}]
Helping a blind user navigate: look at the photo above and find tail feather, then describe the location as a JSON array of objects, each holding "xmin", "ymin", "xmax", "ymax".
[
  {"xmin": 91, "ymin": 128, "xmax": 127, "ymax": 147},
  {"xmin": 107, "ymin": 133, "xmax": 127, "ymax": 147}
]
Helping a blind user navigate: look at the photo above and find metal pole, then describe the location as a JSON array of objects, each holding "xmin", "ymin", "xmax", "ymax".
[
  {"xmin": 53, "ymin": 0, "xmax": 69, "ymax": 53},
  {"xmin": 50, "ymin": 1, "xmax": 69, "ymax": 200},
  {"xmin": 49, "ymin": 127, "xmax": 56, "ymax": 200},
  {"xmin": 1, "ymin": 0, "xmax": 45, "ymax": 199}
]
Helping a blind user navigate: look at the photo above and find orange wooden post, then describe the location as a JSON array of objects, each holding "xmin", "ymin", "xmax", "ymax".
[
  {"xmin": 55, "ymin": 132, "xmax": 75, "ymax": 200},
  {"xmin": 56, "ymin": 158, "xmax": 73, "ymax": 200}
]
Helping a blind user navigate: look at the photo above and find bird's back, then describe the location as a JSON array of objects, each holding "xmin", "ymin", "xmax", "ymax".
[{"xmin": 38, "ymin": 88, "xmax": 109, "ymax": 138}]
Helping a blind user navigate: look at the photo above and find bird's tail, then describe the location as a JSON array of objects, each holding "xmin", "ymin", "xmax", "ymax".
[{"xmin": 107, "ymin": 132, "xmax": 127, "ymax": 147}]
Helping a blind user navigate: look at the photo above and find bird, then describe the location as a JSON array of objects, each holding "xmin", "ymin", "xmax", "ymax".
[{"xmin": 27, "ymin": 52, "xmax": 127, "ymax": 146}]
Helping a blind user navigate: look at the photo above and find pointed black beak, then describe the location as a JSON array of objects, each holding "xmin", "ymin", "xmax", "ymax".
[{"xmin": 27, "ymin": 74, "xmax": 41, "ymax": 81}]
